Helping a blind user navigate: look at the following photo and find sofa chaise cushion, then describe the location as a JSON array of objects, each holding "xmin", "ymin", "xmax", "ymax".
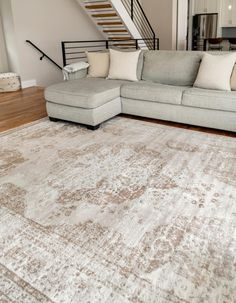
[
  {"xmin": 45, "ymin": 78, "xmax": 126, "ymax": 109},
  {"xmin": 182, "ymin": 88, "xmax": 236, "ymax": 112},
  {"xmin": 142, "ymin": 51, "xmax": 202, "ymax": 86},
  {"xmin": 121, "ymin": 81, "xmax": 188, "ymax": 105}
]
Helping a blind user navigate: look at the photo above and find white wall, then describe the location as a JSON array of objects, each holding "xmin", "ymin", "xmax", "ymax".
[
  {"xmin": 0, "ymin": 0, "xmax": 102, "ymax": 86},
  {"xmin": 142, "ymin": 0, "xmax": 175, "ymax": 50},
  {"xmin": 0, "ymin": 13, "xmax": 9, "ymax": 72},
  {"xmin": 142, "ymin": 0, "xmax": 189, "ymax": 51},
  {"xmin": 0, "ymin": 0, "xmax": 20, "ymax": 74}
]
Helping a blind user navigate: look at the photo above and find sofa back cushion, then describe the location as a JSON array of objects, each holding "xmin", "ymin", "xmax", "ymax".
[{"xmin": 142, "ymin": 51, "xmax": 203, "ymax": 86}]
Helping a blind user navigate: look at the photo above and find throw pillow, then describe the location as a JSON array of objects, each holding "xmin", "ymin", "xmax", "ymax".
[
  {"xmin": 110, "ymin": 47, "xmax": 144, "ymax": 80},
  {"xmin": 231, "ymin": 64, "xmax": 236, "ymax": 91},
  {"xmin": 86, "ymin": 51, "xmax": 110, "ymax": 78},
  {"xmin": 107, "ymin": 49, "xmax": 141, "ymax": 82},
  {"xmin": 194, "ymin": 53, "xmax": 236, "ymax": 91}
]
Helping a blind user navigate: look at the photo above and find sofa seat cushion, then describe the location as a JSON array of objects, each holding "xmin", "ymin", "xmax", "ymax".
[
  {"xmin": 121, "ymin": 81, "xmax": 188, "ymax": 105},
  {"xmin": 182, "ymin": 88, "xmax": 236, "ymax": 112},
  {"xmin": 45, "ymin": 78, "xmax": 126, "ymax": 109}
]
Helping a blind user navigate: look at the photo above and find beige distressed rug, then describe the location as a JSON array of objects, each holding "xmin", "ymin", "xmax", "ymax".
[{"xmin": 0, "ymin": 117, "xmax": 236, "ymax": 303}]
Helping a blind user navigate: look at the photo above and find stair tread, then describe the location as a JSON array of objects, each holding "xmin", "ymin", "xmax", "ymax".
[
  {"xmin": 92, "ymin": 13, "xmax": 117, "ymax": 17},
  {"xmin": 113, "ymin": 44, "xmax": 136, "ymax": 47},
  {"xmin": 109, "ymin": 37, "xmax": 132, "ymax": 40},
  {"xmin": 103, "ymin": 29, "xmax": 128, "ymax": 33},
  {"xmin": 80, "ymin": 0, "xmax": 157, "ymax": 51},
  {"xmin": 97, "ymin": 21, "xmax": 123, "ymax": 25},
  {"xmin": 85, "ymin": 4, "xmax": 112, "ymax": 9}
]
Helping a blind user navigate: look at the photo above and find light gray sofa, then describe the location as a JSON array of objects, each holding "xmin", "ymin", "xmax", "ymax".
[{"xmin": 45, "ymin": 51, "xmax": 236, "ymax": 132}]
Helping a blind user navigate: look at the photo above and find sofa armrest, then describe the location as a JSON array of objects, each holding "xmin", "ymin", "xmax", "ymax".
[{"xmin": 67, "ymin": 68, "xmax": 88, "ymax": 80}]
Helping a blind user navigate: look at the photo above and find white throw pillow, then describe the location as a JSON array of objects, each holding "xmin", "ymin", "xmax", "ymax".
[
  {"xmin": 86, "ymin": 51, "xmax": 110, "ymax": 78},
  {"xmin": 194, "ymin": 53, "xmax": 236, "ymax": 91},
  {"xmin": 107, "ymin": 49, "xmax": 141, "ymax": 81},
  {"xmin": 230, "ymin": 64, "xmax": 236, "ymax": 91}
]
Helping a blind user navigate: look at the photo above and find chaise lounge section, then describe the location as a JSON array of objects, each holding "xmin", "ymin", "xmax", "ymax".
[
  {"xmin": 45, "ymin": 51, "xmax": 236, "ymax": 132},
  {"xmin": 45, "ymin": 77, "xmax": 125, "ymax": 130}
]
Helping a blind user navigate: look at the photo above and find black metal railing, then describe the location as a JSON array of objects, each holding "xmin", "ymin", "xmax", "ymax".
[
  {"xmin": 121, "ymin": 0, "xmax": 156, "ymax": 50},
  {"xmin": 61, "ymin": 38, "xmax": 159, "ymax": 66},
  {"xmin": 26, "ymin": 40, "xmax": 62, "ymax": 70}
]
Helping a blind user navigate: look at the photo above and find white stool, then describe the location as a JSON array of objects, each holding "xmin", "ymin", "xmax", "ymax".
[{"xmin": 0, "ymin": 73, "xmax": 21, "ymax": 92}]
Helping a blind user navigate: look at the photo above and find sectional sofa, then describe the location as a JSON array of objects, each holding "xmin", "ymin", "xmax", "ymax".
[{"xmin": 45, "ymin": 51, "xmax": 236, "ymax": 132}]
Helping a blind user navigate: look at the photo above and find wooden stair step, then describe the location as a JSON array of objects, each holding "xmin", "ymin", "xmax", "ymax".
[
  {"xmin": 92, "ymin": 13, "xmax": 117, "ymax": 18},
  {"xmin": 85, "ymin": 4, "xmax": 112, "ymax": 9},
  {"xmin": 113, "ymin": 44, "xmax": 136, "ymax": 47},
  {"xmin": 103, "ymin": 29, "xmax": 127, "ymax": 33},
  {"xmin": 108, "ymin": 37, "xmax": 132, "ymax": 40},
  {"xmin": 83, "ymin": 0, "xmax": 110, "ymax": 2},
  {"xmin": 97, "ymin": 21, "xmax": 123, "ymax": 26}
]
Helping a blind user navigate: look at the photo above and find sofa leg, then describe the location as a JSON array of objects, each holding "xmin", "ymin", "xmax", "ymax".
[
  {"xmin": 49, "ymin": 117, "xmax": 58, "ymax": 122},
  {"xmin": 86, "ymin": 124, "xmax": 100, "ymax": 131}
]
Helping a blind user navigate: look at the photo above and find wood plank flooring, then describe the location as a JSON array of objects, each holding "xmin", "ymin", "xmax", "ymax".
[
  {"xmin": 0, "ymin": 86, "xmax": 235, "ymax": 138},
  {"xmin": 122, "ymin": 114, "xmax": 236, "ymax": 138},
  {"xmin": 0, "ymin": 87, "xmax": 47, "ymax": 132}
]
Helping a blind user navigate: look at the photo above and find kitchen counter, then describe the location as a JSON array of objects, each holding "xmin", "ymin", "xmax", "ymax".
[{"xmin": 204, "ymin": 38, "xmax": 236, "ymax": 51}]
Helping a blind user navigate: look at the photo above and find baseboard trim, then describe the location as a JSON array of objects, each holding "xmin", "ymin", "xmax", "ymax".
[{"xmin": 21, "ymin": 79, "xmax": 37, "ymax": 89}]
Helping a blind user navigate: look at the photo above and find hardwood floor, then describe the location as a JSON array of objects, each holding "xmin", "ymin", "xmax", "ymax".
[
  {"xmin": 120, "ymin": 115, "xmax": 236, "ymax": 138},
  {"xmin": 0, "ymin": 87, "xmax": 47, "ymax": 132},
  {"xmin": 0, "ymin": 87, "xmax": 235, "ymax": 137}
]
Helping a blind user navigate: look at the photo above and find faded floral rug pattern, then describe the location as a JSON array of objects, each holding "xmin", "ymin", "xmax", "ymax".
[{"xmin": 0, "ymin": 117, "xmax": 236, "ymax": 303}]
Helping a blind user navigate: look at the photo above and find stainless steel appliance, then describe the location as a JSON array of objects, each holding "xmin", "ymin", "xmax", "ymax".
[{"xmin": 192, "ymin": 14, "xmax": 218, "ymax": 51}]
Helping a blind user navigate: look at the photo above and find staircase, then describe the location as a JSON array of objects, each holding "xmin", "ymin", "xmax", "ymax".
[{"xmin": 77, "ymin": 0, "xmax": 157, "ymax": 49}]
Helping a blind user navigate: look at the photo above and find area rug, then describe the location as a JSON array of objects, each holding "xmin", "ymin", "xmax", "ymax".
[{"xmin": 0, "ymin": 117, "xmax": 236, "ymax": 303}]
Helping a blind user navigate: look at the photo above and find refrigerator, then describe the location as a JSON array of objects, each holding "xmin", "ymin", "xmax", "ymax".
[{"xmin": 192, "ymin": 14, "xmax": 218, "ymax": 51}]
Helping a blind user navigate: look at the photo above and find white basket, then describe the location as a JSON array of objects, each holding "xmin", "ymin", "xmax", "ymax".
[{"xmin": 0, "ymin": 73, "xmax": 21, "ymax": 92}]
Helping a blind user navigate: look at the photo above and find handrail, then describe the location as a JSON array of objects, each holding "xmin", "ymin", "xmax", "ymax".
[
  {"xmin": 121, "ymin": 0, "xmax": 156, "ymax": 50},
  {"xmin": 26, "ymin": 40, "xmax": 62, "ymax": 70},
  {"xmin": 134, "ymin": 0, "xmax": 155, "ymax": 37}
]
